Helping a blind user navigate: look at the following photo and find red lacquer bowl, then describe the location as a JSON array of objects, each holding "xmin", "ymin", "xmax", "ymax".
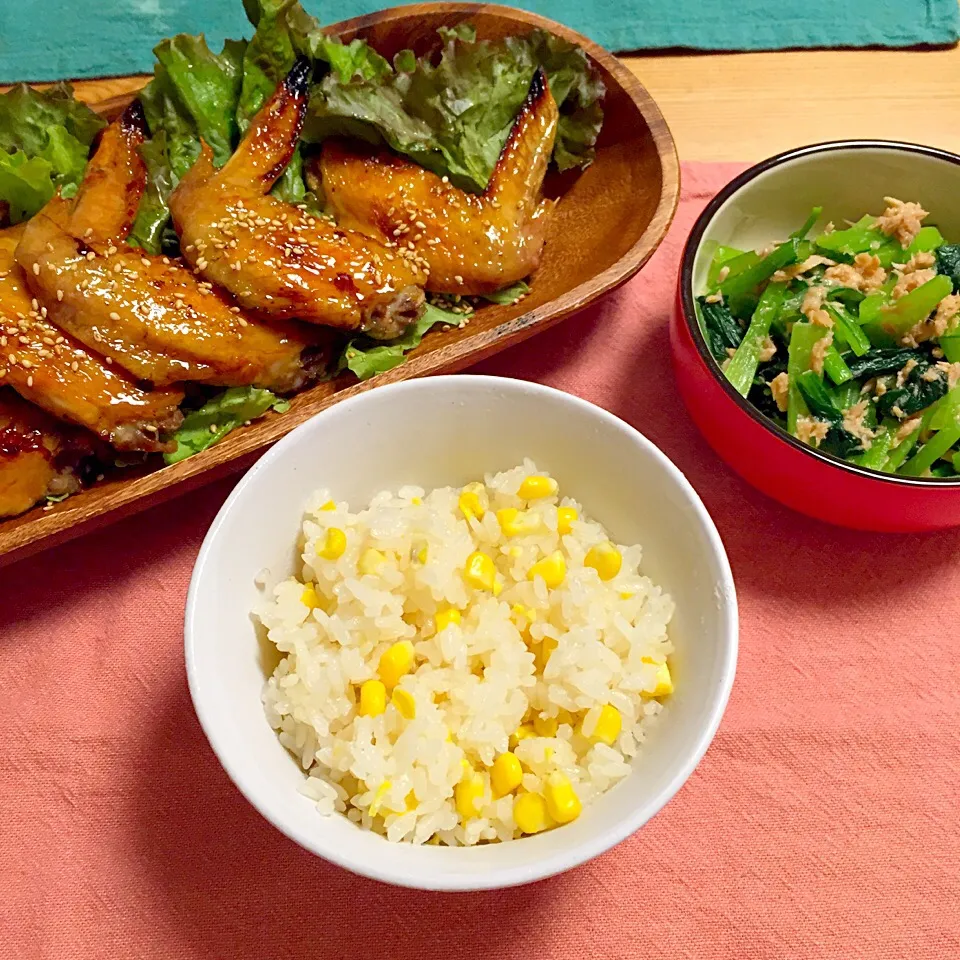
[{"xmin": 671, "ymin": 140, "xmax": 960, "ymax": 532}]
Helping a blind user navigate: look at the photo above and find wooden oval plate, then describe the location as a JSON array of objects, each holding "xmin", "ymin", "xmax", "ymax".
[{"xmin": 0, "ymin": 2, "xmax": 679, "ymax": 567}]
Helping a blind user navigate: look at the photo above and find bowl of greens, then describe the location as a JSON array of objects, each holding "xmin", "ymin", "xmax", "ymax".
[{"xmin": 673, "ymin": 140, "xmax": 960, "ymax": 531}]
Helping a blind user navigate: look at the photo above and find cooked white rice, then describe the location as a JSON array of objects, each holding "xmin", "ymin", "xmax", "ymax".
[{"xmin": 257, "ymin": 460, "xmax": 675, "ymax": 845}]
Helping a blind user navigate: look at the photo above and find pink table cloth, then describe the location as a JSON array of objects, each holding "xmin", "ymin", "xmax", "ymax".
[{"xmin": 1, "ymin": 163, "xmax": 958, "ymax": 960}]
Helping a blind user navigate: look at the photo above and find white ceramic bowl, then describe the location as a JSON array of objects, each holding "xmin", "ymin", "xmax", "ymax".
[{"xmin": 184, "ymin": 375, "xmax": 737, "ymax": 890}]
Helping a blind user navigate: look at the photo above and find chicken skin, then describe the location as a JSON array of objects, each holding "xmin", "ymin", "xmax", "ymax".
[
  {"xmin": 16, "ymin": 103, "xmax": 326, "ymax": 391},
  {"xmin": 169, "ymin": 60, "xmax": 425, "ymax": 340},
  {"xmin": 314, "ymin": 68, "xmax": 559, "ymax": 296},
  {"xmin": 0, "ymin": 226, "xmax": 183, "ymax": 453},
  {"xmin": 0, "ymin": 388, "xmax": 97, "ymax": 518}
]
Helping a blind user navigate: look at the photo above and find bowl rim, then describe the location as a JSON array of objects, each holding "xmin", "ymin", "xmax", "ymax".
[
  {"xmin": 183, "ymin": 374, "xmax": 739, "ymax": 891},
  {"xmin": 678, "ymin": 137, "xmax": 960, "ymax": 489}
]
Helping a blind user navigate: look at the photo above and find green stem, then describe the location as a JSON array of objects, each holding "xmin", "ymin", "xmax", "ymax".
[
  {"xmin": 823, "ymin": 345, "xmax": 854, "ymax": 386},
  {"xmin": 862, "ymin": 275, "xmax": 953, "ymax": 346},
  {"xmin": 724, "ymin": 282, "xmax": 787, "ymax": 396},
  {"xmin": 786, "ymin": 323, "xmax": 830, "ymax": 432}
]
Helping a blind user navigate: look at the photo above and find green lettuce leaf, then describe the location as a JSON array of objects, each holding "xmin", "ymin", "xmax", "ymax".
[
  {"xmin": 0, "ymin": 151, "xmax": 57, "ymax": 223},
  {"xmin": 163, "ymin": 386, "xmax": 289, "ymax": 465},
  {"xmin": 237, "ymin": 0, "xmax": 321, "ymax": 130},
  {"xmin": 134, "ymin": 35, "xmax": 247, "ymax": 247},
  {"xmin": 481, "ymin": 280, "xmax": 530, "ymax": 305},
  {"xmin": 0, "ymin": 83, "xmax": 104, "ymax": 223},
  {"xmin": 340, "ymin": 302, "xmax": 470, "ymax": 380},
  {"xmin": 128, "ymin": 132, "xmax": 179, "ymax": 253},
  {"xmin": 234, "ymin": 0, "xmax": 350, "ymax": 206},
  {"xmin": 305, "ymin": 24, "xmax": 605, "ymax": 192},
  {"xmin": 151, "ymin": 35, "xmax": 246, "ymax": 167}
]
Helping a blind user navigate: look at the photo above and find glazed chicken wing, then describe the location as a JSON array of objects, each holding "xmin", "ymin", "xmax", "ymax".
[
  {"xmin": 0, "ymin": 388, "xmax": 97, "ymax": 518},
  {"xmin": 169, "ymin": 61, "xmax": 425, "ymax": 340},
  {"xmin": 0, "ymin": 226, "xmax": 183, "ymax": 452},
  {"xmin": 15, "ymin": 103, "xmax": 328, "ymax": 391},
  {"xmin": 314, "ymin": 68, "xmax": 560, "ymax": 296}
]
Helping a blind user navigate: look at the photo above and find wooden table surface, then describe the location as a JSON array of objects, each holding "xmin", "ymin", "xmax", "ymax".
[{"xmin": 10, "ymin": 43, "xmax": 960, "ymax": 163}]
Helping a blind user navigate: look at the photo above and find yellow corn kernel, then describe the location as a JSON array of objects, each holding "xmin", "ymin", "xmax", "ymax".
[
  {"xmin": 584, "ymin": 541, "xmax": 622, "ymax": 581},
  {"xmin": 435, "ymin": 607, "xmax": 461, "ymax": 632},
  {"xmin": 534, "ymin": 636, "xmax": 558, "ymax": 673},
  {"xmin": 411, "ymin": 496, "xmax": 422, "ymax": 505},
  {"xmin": 591, "ymin": 704, "xmax": 622, "ymax": 746},
  {"xmin": 378, "ymin": 640, "xmax": 415, "ymax": 688},
  {"xmin": 641, "ymin": 660, "xmax": 673, "ymax": 698},
  {"xmin": 493, "ymin": 576, "xmax": 504, "ymax": 597},
  {"xmin": 527, "ymin": 551, "xmax": 566, "ymax": 589},
  {"xmin": 458, "ymin": 482, "xmax": 487, "ymax": 521},
  {"xmin": 391, "ymin": 687, "xmax": 416, "ymax": 720},
  {"xmin": 317, "ymin": 527, "xmax": 346, "ymax": 560},
  {"xmin": 414, "ymin": 543, "xmax": 428, "ymax": 565},
  {"xmin": 557, "ymin": 506, "xmax": 578, "ymax": 535},
  {"xmin": 405, "ymin": 790, "xmax": 418, "ymax": 811},
  {"xmin": 544, "ymin": 773, "xmax": 582, "ymax": 824},
  {"xmin": 620, "ymin": 591, "xmax": 634, "ymax": 600},
  {"xmin": 533, "ymin": 713, "xmax": 559, "ymax": 738},
  {"xmin": 496, "ymin": 507, "xmax": 543, "ymax": 537},
  {"xmin": 359, "ymin": 547, "xmax": 386, "ymax": 576},
  {"xmin": 513, "ymin": 792, "xmax": 553, "ymax": 834},
  {"xmin": 518, "ymin": 475, "xmax": 558, "ymax": 500},
  {"xmin": 369, "ymin": 780, "xmax": 391, "ymax": 817},
  {"xmin": 359, "ymin": 679, "xmax": 387, "ymax": 717},
  {"xmin": 302, "ymin": 587, "xmax": 334, "ymax": 614},
  {"xmin": 509, "ymin": 724, "xmax": 536, "ymax": 750},
  {"xmin": 490, "ymin": 752, "xmax": 523, "ymax": 797},
  {"xmin": 320, "ymin": 499, "xmax": 336, "ymax": 511},
  {"xmin": 511, "ymin": 603, "xmax": 536, "ymax": 623},
  {"xmin": 464, "ymin": 551, "xmax": 496, "ymax": 591},
  {"xmin": 455, "ymin": 771, "xmax": 485, "ymax": 820}
]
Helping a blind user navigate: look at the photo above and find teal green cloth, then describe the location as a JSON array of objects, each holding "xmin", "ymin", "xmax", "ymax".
[{"xmin": 0, "ymin": 0, "xmax": 957, "ymax": 81}]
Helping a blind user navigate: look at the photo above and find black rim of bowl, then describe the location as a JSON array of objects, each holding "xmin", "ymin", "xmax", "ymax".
[{"xmin": 679, "ymin": 138, "xmax": 960, "ymax": 489}]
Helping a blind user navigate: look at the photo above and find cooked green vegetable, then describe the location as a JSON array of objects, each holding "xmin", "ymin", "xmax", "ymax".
[
  {"xmin": 724, "ymin": 282, "xmax": 786, "ymax": 396},
  {"xmin": 822, "ymin": 344, "xmax": 854, "ymax": 386},
  {"xmin": 786, "ymin": 322, "xmax": 827, "ymax": 432},
  {"xmin": 700, "ymin": 198, "xmax": 960, "ymax": 477},
  {"xmin": 721, "ymin": 239, "xmax": 801, "ymax": 319},
  {"xmin": 697, "ymin": 297, "xmax": 743, "ymax": 362},
  {"xmin": 163, "ymin": 386, "xmax": 290, "ymax": 465},
  {"xmin": 706, "ymin": 245, "xmax": 747, "ymax": 290},
  {"xmin": 845, "ymin": 347, "xmax": 926, "ymax": 380},
  {"xmin": 814, "ymin": 215, "xmax": 878, "ymax": 258},
  {"xmin": 851, "ymin": 422, "xmax": 895, "ymax": 470},
  {"xmin": 825, "ymin": 302, "xmax": 870, "ymax": 357},
  {"xmin": 861, "ymin": 275, "xmax": 953, "ymax": 346},
  {"xmin": 0, "ymin": 83, "xmax": 104, "ymax": 223},
  {"xmin": 941, "ymin": 336, "xmax": 960, "ymax": 363},
  {"xmin": 790, "ymin": 206, "xmax": 822, "ymax": 240},
  {"xmin": 936, "ymin": 243, "xmax": 960, "ymax": 293}
]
